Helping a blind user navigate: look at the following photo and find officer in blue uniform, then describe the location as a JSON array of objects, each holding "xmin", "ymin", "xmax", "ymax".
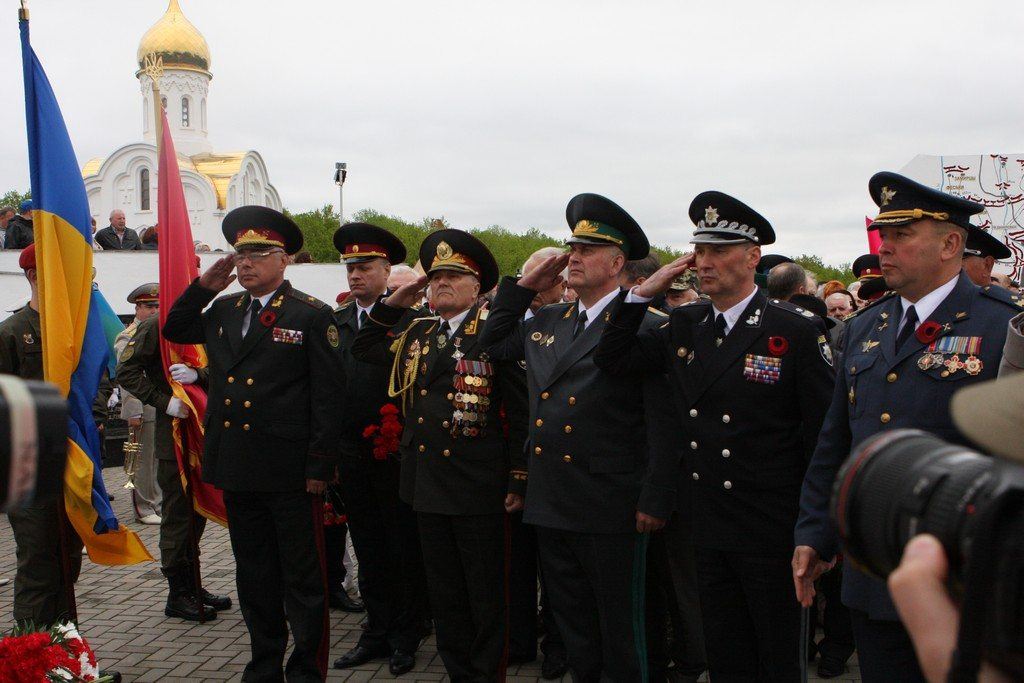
[
  {"xmin": 962, "ymin": 226, "xmax": 1012, "ymax": 287},
  {"xmin": 794, "ymin": 171, "xmax": 1024, "ymax": 683}
]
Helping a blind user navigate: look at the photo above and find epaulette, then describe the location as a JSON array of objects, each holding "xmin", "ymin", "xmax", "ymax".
[
  {"xmin": 539, "ymin": 301, "xmax": 573, "ymax": 315},
  {"xmin": 767, "ymin": 297, "xmax": 830, "ymax": 326},
  {"xmin": 218, "ymin": 291, "xmax": 246, "ymax": 307},
  {"xmin": 843, "ymin": 291, "xmax": 897, "ymax": 320},
  {"xmin": 981, "ymin": 284, "xmax": 1024, "ymax": 310},
  {"xmin": 287, "ymin": 289, "xmax": 328, "ymax": 309},
  {"xmin": 646, "ymin": 306, "xmax": 668, "ymax": 317},
  {"xmin": 337, "ymin": 299, "xmax": 355, "ymax": 310}
]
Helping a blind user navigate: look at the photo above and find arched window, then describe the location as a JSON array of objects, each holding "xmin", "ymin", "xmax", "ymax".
[
  {"xmin": 181, "ymin": 97, "xmax": 190, "ymax": 127},
  {"xmin": 140, "ymin": 168, "xmax": 151, "ymax": 211}
]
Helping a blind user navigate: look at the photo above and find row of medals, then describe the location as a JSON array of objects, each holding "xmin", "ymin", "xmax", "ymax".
[
  {"xmin": 917, "ymin": 351, "xmax": 982, "ymax": 376},
  {"xmin": 452, "ymin": 374, "xmax": 491, "ymax": 437}
]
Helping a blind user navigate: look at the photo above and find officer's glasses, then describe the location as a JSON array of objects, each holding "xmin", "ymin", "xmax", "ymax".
[{"xmin": 232, "ymin": 249, "xmax": 284, "ymax": 264}]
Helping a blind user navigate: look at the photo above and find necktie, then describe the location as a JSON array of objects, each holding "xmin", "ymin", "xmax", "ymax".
[
  {"xmin": 714, "ymin": 313, "xmax": 727, "ymax": 346},
  {"xmin": 437, "ymin": 321, "xmax": 450, "ymax": 349},
  {"xmin": 358, "ymin": 310, "xmax": 368, "ymax": 330},
  {"xmin": 573, "ymin": 310, "xmax": 588, "ymax": 340},
  {"xmin": 895, "ymin": 305, "xmax": 919, "ymax": 350},
  {"xmin": 242, "ymin": 299, "xmax": 262, "ymax": 337}
]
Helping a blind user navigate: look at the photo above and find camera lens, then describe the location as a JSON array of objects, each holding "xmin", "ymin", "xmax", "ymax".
[{"xmin": 0, "ymin": 378, "xmax": 68, "ymax": 510}]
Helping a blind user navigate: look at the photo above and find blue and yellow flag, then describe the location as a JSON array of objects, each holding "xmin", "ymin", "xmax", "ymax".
[{"xmin": 21, "ymin": 13, "xmax": 151, "ymax": 565}]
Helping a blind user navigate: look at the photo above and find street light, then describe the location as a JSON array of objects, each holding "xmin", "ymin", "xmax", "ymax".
[{"xmin": 334, "ymin": 162, "xmax": 348, "ymax": 226}]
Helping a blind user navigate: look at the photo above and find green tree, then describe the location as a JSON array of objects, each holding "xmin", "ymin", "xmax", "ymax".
[
  {"xmin": 794, "ymin": 254, "xmax": 852, "ymax": 286},
  {"xmin": 1, "ymin": 189, "xmax": 31, "ymax": 210}
]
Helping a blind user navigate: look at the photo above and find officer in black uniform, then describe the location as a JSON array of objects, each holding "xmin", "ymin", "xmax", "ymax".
[
  {"xmin": 594, "ymin": 191, "xmax": 835, "ymax": 681},
  {"xmin": 852, "ymin": 254, "xmax": 889, "ymax": 302},
  {"xmin": 163, "ymin": 206, "xmax": 345, "ymax": 682},
  {"xmin": 962, "ymin": 227, "xmax": 1011, "ymax": 287},
  {"xmin": 330, "ymin": 222, "xmax": 428, "ymax": 676},
  {"xmin": 794, "ymin": 172, "xmax": 1024, "ymax": 683},
  {"xmin": 479, "ymin": 194, "xmax": 677, "ymax": 682},
  {"xmin": 352, "ymin": 229, "xmax": 528, "ymax": 682}
]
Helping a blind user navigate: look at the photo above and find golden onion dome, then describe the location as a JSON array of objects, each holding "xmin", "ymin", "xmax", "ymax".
[{"xmin": 136, "ymin": 0, "xmax": 211, "ymax": 76}]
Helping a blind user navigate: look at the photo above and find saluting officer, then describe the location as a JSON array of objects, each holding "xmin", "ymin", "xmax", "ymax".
[
  {"xmin": 330, "ymin": 222, "xmax": 427, "ymax": 677},
  {"xmin": 0, "ymin": 244, "xmax": 83, "ymax": 627},
  {"xmin": 594, "ymin": 191, "xmax": 835, "ymax": 681},
  {"xmin": 794, "ymin": 172, "xmax": 1024, "ymax": 683},
  {"xmin": 352, "ymin": 229, "xmax": 528, "ymax": 682},
  {"xmin": 115, "ymin": 291, "xmax": 232, "ymax": 623},
  {"xmin": 962, "ymin": 227, "xmax": 1012, "ymax": 287},
  {"xmin": 479, "ymin": 194, "xmax": 677, "ymax": 682},
  {"xmin": 163, "ymin": 207, "xmax": 345, "ymax": 682}
]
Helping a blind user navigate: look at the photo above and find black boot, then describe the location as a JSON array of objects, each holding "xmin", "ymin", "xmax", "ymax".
[
  {"xmin": 185, "ymin": 562, "xmax": 232, "ymax": 611},
  {"xmin": 162, "ymin": 566, "xmax": 216, "ymax": 622}
]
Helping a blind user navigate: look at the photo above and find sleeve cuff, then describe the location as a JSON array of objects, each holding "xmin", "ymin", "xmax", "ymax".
[{"xmin": 624, "ymin": 287, "xmax": 654, "ymax": 304}]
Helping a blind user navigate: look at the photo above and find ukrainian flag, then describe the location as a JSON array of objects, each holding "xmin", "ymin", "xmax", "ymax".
[{"xmin": 21, "ymin": 13, "xmax": 151, "ymax": 564}]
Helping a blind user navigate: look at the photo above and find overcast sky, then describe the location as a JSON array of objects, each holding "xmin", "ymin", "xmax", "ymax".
[{"xmin": 1, "ymin": 0, "xmax": 1021, "ymax": 264}]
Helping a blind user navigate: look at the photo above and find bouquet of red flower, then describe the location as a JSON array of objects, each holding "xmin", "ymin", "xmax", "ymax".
[
  {"xmin": 362, "ymin": 404, "xmax": 403, "ymax": 461},
  {"xmin": 0, "ymin": 621, "xmax": 115, "ymax": 682}
]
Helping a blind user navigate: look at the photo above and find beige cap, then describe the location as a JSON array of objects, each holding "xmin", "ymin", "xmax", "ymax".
[{"xmin": 951, "ymin": 372, "xmax": 1024, "ymax": 463}]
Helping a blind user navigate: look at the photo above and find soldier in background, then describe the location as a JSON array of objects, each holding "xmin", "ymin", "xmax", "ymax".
[{"xmin": 961, "ymin": 228, "xmax": 1011, "ymax": 287}]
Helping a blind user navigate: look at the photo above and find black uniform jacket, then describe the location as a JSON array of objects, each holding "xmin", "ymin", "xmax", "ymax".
[
  {"xmin": 478, "ymin": 278, "xmax": 678, "ymax": 535},
  {"xmin": 352, "ymin": 301, "xmax": 529, "ymax": 516},
  {"xmin": 162, "ymin": 280, "xmax": 345, "ymax": 492},
  {"xmin": 595, "ymin": 290, "xmax": 835, "ymax": 553}
]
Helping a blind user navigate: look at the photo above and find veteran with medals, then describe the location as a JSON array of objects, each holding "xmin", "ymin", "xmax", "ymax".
[
  {"xmin": 479, "ymin": 194, "xmax": 677, "ymax": 682},
  {"xmin": 163, "ymin": 207, "xmax": 345, "ymax": 682},
  {"xmin": 794, "ymin": 172, "xmax": 1024, "ymax": 683},
  {"xmin": 352, "ymin": 229, "xmax": 528, "ymax": 682},
  {"xmin": 594, "ymin": 192, "xmax": 835, "ymax": 681}
]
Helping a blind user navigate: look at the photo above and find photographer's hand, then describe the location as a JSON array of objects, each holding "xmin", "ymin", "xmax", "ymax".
[{"xmin": 890, "ymin": 534, "xmax": 1011, "ymax": 683}]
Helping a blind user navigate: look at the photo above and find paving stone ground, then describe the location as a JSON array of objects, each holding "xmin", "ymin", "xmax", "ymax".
[{"xmin": 0, "ymin": 467, "xmax": 861, "ymax": 681}]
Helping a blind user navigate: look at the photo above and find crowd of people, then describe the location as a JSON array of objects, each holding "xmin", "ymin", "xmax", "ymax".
[{"xmin": 2, "ymin": 169, "xmax": 1024, "ymax": 683}]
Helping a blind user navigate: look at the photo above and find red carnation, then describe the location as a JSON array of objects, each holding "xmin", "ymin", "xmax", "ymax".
[
  {"xmin": 915, "ymin": 320, "xmax": 943, "ymax": 344},
  {"xmin": 768, "ymin": 336, "xmax": 789, "ymax": 356}
]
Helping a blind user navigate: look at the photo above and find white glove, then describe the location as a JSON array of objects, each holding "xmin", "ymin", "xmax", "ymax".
[
  {"xmin": 166, "ymin": 397, "xmax": 190, "ymax": 419},
  {"xmin": 169, "ymin": 364, "xmax": 199, "ymax": 385}
]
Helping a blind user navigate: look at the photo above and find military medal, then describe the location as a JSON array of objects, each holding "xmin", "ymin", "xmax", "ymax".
[
  {"xmin": 963, "ymin": 356, "xmax": 983, "ymax": 376},
  {"xmin": 22, "ymin": 333, "xmax": 34, "ymax": 345},
  {"xmin": 452, "ymin": 337, "xmax": 465, "ymax": 361},
  {"xmin": 450, "ymin": 358, "xmax": 495, "ymax": 438}
]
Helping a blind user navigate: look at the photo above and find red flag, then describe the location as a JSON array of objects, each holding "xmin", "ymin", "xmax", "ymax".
[
  {"xmin": 157, "ymin": 109, "xmax": 227, "ymax": 526},
  {"xmin": 865, "ymin": 216, "xmax": 881, "ymax": 254}
]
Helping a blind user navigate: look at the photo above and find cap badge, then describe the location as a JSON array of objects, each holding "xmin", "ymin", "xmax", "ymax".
[
  {"xmin": 704, "ymin": 206, "xmax": 719, "ymax": 224},
  {"xmin": 575, "ymin": 220, "xmax": 600, "ymax": 235},
  {"xmin": 353, "ymin": 245, "xmax": 360, "ymax": 252},
  {"xmin": 879, "ymin": 186, "xmax": 897, "ymax": 206},
  {"xmin": 437, "ymin": 241, "xmax": 453, "ymax": 260}
]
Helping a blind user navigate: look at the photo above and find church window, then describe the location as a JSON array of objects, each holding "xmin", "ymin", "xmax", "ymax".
[
  {"xmin": 182, "ymin": 97, "xmax": 191, "ymax": 127},
  {"xmin": 140, "ymin": 168, "xmax": 151, "ymax": 211}
]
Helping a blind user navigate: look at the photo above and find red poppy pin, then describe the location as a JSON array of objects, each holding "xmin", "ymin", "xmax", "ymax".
[
  {"xmin": 768, "ymin": 336, "xmax": 789, "ymax": 356},
  {"xmin": 259, "ymin": 309, "xmax": 277, "ymax": 327},
  {"xmin": 915, "ymin": 320, "xmax": 942, "ymax": 345}
]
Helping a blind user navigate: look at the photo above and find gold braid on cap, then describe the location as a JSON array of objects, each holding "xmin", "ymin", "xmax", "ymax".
[
  {"xmin": 234, "ymin": 229, "xmax": 285, "ymax": 248},
  {"xmin": 872, "ymin": 209, "xmax": 950, "ymax": 224}
]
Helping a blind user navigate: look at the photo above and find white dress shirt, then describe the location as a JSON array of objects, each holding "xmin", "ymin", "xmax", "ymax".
[
  {"xmin": 897, "ymin": 273, "xmax": 959, "ymax": 335},
  {"xmin": 241, "ymin": 290, "xmax": 278, "ymax": 336},
  {"xmin": 712, "ymin": 285, "xmax": 759, "ymax": 336},
  {"xmin": 439, "ymin": 307, "xmax": 472, "ymax": 337},
  {"xmin": 577, "ymin": 287, "xmax": 621, "ymax": 330}
]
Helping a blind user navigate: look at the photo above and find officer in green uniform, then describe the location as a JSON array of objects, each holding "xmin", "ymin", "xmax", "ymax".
[
  {"xmin": 352, "ymin": 229, "xmax": 529, "ymax": 682},
  {"xmin": 163, "ymin": 206, "xmax": 345, "ymax": 681},
  {"xmin": 0, "ymin": 244, "xmax": 83, "ymax": 626},
  {"xmin": 115, "ymin": 289, "xmax": 232, "ymax": 623}
]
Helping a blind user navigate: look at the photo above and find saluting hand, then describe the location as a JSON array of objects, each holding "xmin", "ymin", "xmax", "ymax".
[
  {"xmin": 198, "ymin": 255, "xmax": 237, "ymax": 293},
  {"xmin": 634, "ymin": 253, "xmax": 696, "ymax": 299},
  {"xmin": 518, "ymin": 253, "xmax": 570, "ymax": 293},
  {"xmin": 504, "ymin": 493, "xmax": 524, "ymax": 513},
  {"xmin": 384, "ymin": 274, "xmax": 429, "ymax": 309}
]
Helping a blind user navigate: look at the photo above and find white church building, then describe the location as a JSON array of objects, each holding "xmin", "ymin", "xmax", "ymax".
[{"xmin": 82, "ymin": 0, "xmax": 281, "ymax": 250}]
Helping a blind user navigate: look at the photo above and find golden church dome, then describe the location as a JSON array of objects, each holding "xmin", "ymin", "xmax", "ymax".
[{"xmin": 136, "ymin": 0, "xmax": 211, "ymax": 76}]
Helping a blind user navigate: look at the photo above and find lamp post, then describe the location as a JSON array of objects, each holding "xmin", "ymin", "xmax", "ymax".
[{"xmin": 334, "ymin": 162, "xmax": 347, "ymax": 226}]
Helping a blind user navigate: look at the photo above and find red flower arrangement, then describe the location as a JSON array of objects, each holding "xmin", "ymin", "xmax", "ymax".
[
  {"xmin": 767, "ymin": 336, "xmax": 789, "ymax": 357},
  {"xmin": 259, "ymin": 309, "xmax": 277, "ymax": 327},
  {"xmin": 915, "ymin": 320, "xmax": 943, "ymax": 344},
  {"xmin": 0, "ymin": 621, "xmax": 109, "ymax": 682},
  {"xmin": 362, "ymin": 404, "xmax": 403, "ymax": 460}
]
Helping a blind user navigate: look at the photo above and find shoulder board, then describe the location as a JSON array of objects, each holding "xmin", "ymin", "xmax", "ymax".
[
  {"xmin": 119, "ymin": 320, "xmax": 140, "ymax": 339},
  {"xmin": 539, "ymin": 301, "xmax": 573, "ymax": 314},
  {"xmin": 287, "ymin": 289, "xmax": 328, "ymax": 309},
  {"xmin": 672, "ymin": 298, "xmax": 711, "ymax": 316},
  {"xmin": 337, "ymin": 299, "xmax": 355, "ymax": 310},
  {"xmin": 981, "ymin": 285, "xmax": 1024, "ymax": 310},
  {"xmin": 842, "ymin": 291, "xmax": 897, "ymax": 320},
  {"xmin": 767, "ymin": 297, "xmax": 821, "ymax": 323},
  {"xmin": 647, "ymin": 306, "xmax": 668, "ymax": 317},
  {"xmin": 479, "ymin": 308, "xmax": 489, "ymax": 320},
  {"xmin": 216, "ymin": 291, "xmax": 245, "ymax": 306}
]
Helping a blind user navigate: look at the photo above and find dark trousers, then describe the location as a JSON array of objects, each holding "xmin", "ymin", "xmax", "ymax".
[
  {"xmin": 849, "ymin": 609, "xmax": 925, "ymax": 683},
  {"xmin": 507, "ymin": 511, "xmax": 565, "ymax": 663},
  {"xmin": 536, "ymin": 526, "xmax": 646, "ymax": 683},
  {"xmin": 157, "ymin": 458, "xmax": 207, "ymax": 570},
  {"xmin": 224, "ymin": 489, "xmax": 328, "ymax": 683},
  {"xmin": 322, "ymin": 521, "xmax": 348, "ymax": 590},
  {"xmin": 8, "ymin": 502, "xmax": 83, "ymax": 626},
  {"xmin": 810, "ymin": 560, "xmax": 854, "ymax": 663},
  {"xmin": 338, "ymin": 455, "xmax": 425, "ymax": 653},
  {"xmin": 418, "ymin": 511, "xmax": 509, "ymax": 683},
  {"xmin": 696, "ymin": 548, "xmax": 799, "ymax": 682}
]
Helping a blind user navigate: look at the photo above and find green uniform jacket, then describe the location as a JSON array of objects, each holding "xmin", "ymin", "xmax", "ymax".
[{"xmin": 0, "ymin": 305, "xmax": 43, "ymax": 379}]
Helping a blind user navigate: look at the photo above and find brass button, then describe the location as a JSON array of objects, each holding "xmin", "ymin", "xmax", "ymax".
[
  {"xmin": 723, "ymin": 481, "xmax": 733, "ymax": 490},
  {"xmin": 223, "ymin": 421, "xmax": 231, "ymax": 428},
  {"xmin": 534, "ymin": 446, "xmax": 542, "ymax": 455},
  {"xmin": 568, "ymin": 397, "xmax": 576, "ymax": 406},
  {"xmin": 850, "ymin": 366, "xmax": 856, "ymax": 374},
  {"xmin": 690, "ymin": 441, "xmax": 698, "ymax": 450},
  {"xmin": 246, "ymin": 378, "xmax": 254, "ymax": 386},
  {"xmin": 677, "ymin": 347, "xmax": 686, "ymax": 357},
  {"xmin": 941, "ymin": 370, "xmax": 950, "ymax": 378},
  {"xmin": 722, "ymin": 414, "xmax": 731, "ymax": 423},
  {"xmin": 886, "ymin": 372, "xmax": 898, "ymax": 383},
  {"xmin": 689, "ymin": 409, "xmax": 698, "ymax": 418},
  {"xmin": 443, "ymin": 420, "xmax": 450, "ymax": 428},
  {"xmin": 562, "ymin": 455, "xmax": 572, "ymax": 463},
  {"xmin": 564, "ymin": 425, "xmax": 572, "ymax": 434},
  {"xmin": 417, "ymin": 417, "xmax": 424, "ymax": 424},
  {"xmin": 244, "ymin": 401, "xmax": 251, "ymax": 408},
  {"xmin": 442, "ymin": 449, "xmax": 451, "ymax": 457},
  {"xmin": 420, "ymin": 389, "xmax": 428, "ymax": 396},
  {"xmin": 228, "ymin": 376, "xmax": 235, "ymax": 383},
  {"xmin": 243, "ymin": 424, "xmax": 250, "ymax": 431},
  {"xmin": 722, "ymin": 449, "xmax": 731, "ymax": 458},
  {"xmin": 541, "ymin": 391, "xmax": 550, "ymax": 400},
  {"xmin": 880, "ymin": 412, "xmax": 891, "ymax": 424},
  {"xmin": 418, "ymin": 445, "xmax": 426, "ymax": 452},
  {"xmin": 224, "ymin": 399, "xmax": 231, "ymax": 406},
  {"xmin": 536, "ymin": 419, "xmax": 544, "ymax": 427},
  {"xmin": 692, "ymin": 472, "xmax": 699, "ymax": 481},
  {"xmin": 447, "ymin": 393, "xmax": 454, "ymax": 400}
]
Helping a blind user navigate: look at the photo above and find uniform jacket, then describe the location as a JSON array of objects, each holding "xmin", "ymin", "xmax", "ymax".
[
  {"xmin": 596, "ymin": 290, "xmax": 835, "ymax": 552},
  {"xmin": 479, "ymin": 278, "xmax": 678, "ymax": 534},
  {"xmin": 795, "ymin": 273, "xmax": 1023, "ymax": 619},
  {"xmin": 162, "ymin": 280, "xmax": 345, "ymax": 492},
  {"xmin": 352, "ymin": 301, "xmax": 528, "ymax": 516},
  {"xmin": 0, "ymin": 304, "xmax": 42, "ymax": 379},
  {"xmin": 114, "ymin": 320, "xmax": 155, "ymax": 425}
]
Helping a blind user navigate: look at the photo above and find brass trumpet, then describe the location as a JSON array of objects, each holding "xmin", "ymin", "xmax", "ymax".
[{"xmin": 122, "ymin": 423, "xmax": 142, "ymax": 490}]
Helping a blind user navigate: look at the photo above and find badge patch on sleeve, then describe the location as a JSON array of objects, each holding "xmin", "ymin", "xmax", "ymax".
[
  {"xmin": 273, "ymin": 327, "xmax": 305, "ymax": 345},
  {"xmin": 818, "ymin": 335, "xmax": 833, "ymax": 366},
  {"xmin": 326, "ymin": 324, "xmax": 339, "ymax": 348},
  {"xmin": 743, "ymin": 353, "xmax": 781, "ymax": 384}
]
